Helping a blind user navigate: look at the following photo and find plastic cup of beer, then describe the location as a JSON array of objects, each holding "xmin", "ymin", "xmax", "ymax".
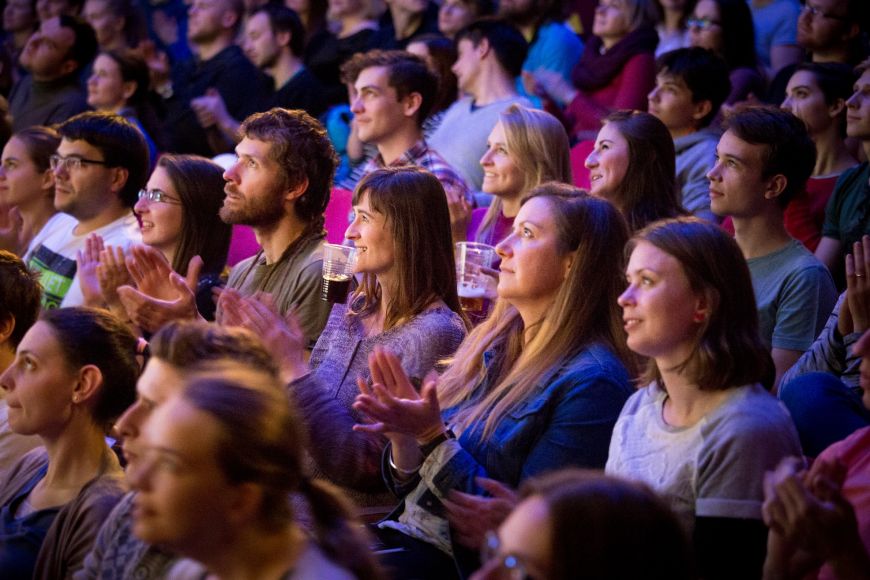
[
  {"xmin": 455, "ymin": 242, "xmax": 496, "ymax": 317},
  {"xmin": 321, "ymin": 243, "xmax": 357, "ymax": 303}
]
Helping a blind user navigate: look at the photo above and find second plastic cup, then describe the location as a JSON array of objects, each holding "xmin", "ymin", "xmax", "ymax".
[{"xmin": 321, "ymin": 243, "xmax": 357, "ymax": 303}]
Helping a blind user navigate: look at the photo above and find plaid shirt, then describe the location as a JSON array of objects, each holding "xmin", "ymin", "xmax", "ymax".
[{"xmin": 362, "ymin": 140, "xmax": 472, "ymax": 202}]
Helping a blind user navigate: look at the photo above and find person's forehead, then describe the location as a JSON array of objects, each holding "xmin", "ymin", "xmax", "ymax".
[
  {"xmin": 246, "ymin": 11, "xmax": 271, "ymax": 33},
  {"xmin": 236, "ymin": 136, "xmax": 275, "ymax": 159},
  {"xmin": 41, "ymin": 17, "xmax": 75, "ymax": 46},
  {"xmin": 356, "ymin": 65, "xmax": 392, "ymax": 89},
  {"xmin": 58, "ymin": 138, "xmax": 104, "ymax": 158}
]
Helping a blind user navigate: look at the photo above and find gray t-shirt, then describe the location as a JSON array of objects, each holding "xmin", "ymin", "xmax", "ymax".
[
  {"xmin": 606, "ymin": 381, "xmax": 802, "ymax": 533},
  {"xmin": 747, "ymin": 239, "xmax": 837, "ymax": 352},
  {"xmin": 224, "ymin": 234, "xmax": 330, "ymax": 346}
]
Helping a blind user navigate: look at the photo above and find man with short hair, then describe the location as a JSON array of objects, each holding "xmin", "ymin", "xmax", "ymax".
[
  {"xmin": 158, "ymin": 0, "xmax": 269, "ymax": 156},
  {"xmin": 78, "ymin": 321, "xmax": 281, "ymax": 579},
  {"xmin": 342, "ymin": 50, "xmax": 471, "ymax": 202},
  {"xmin": 27, "ymin": 111, "xmax": 147, "ymax": 308},
  {"xmin": 429, "ymin": 18, "xmax": 531, "ymax": 191},
  {"xmin": 190, "ymin": 3, "xmax": 327, "ymax": 144},
  {"xmin": 815, "ymin": 60, "xmax": 870, "ymax": 278},
  {"xmin": 647, "ymin": 47, "xmax": 730, "ymax": 221},
  {"xmin": 708, "ymin": 105, "xmax": 838, "ymax": 390},
  {"xmin": 8, "ymin": 15, "xmax": 96, "ymax": 131}
]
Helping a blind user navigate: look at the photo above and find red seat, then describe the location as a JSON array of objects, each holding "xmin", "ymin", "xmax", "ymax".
[
  {"xmin": 325, "ymin": 187, "xmax": 354, "ymax": 244},
  {"xmin": 570, "ymin": 139, "xmax": 594, "ymax": 190}
]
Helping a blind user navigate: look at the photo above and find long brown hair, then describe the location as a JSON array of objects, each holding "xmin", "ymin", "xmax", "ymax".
[
  {"xmin": 477, "ymin": 105, "xmax": 572, "ymax": 243},
  {"xmin": 439, "ymin": 184, "xmax": 633, "ymax": 437},
  {"xmin": 182, "ymin": 375, "xmax": 383, "ymax": 579},
  {"xmin": 601, "ymin": 111, "xmax": 683, "ymax": 232},
  {"xmin": 156, "ymin": 155, "xmax": 231, "ymax": 277},
  {"xmin": 628, "ymin": 217, "xmax": 774, "ymax": 390},
  {"xmin": 349, "ymin": 167, "xmax": 466, "ymax": 330}
]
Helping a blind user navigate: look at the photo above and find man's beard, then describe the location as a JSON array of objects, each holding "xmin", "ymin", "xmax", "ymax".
[{"xmin": 219, "ymin": 183, "xmax": 286, "ymax": 227}]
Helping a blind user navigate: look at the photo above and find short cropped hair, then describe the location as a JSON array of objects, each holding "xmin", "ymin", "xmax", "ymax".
[
  {"xmin": 252, "ymin": 3, "xmax": 305, "ymax": 57},
  {"xmin": 340, "ymin": 50, "xmax": 438, "ymax": 127},
  {"xmin": 656, "ymin": 47, "xmax": 731, "ymax": 128},
  {"xmin": 57, "ymin": 111, "xmax": 150, "ymax": 208},
  {"xmin": 723, "ymin": 105, "xmax": 816, "ymax": 206},
  {"xmin": 239, "ymin": 108, "xmax": 337, "ymax": 230},
  {"xmin": 455, "ymin": 18, "xmax": 528, "ymax": 78},
  {"xmin": 59, "ymin": 14, "xmax": 97, "ymax": 74},
  {"xmin": 0, "ymin": 251, "xmax": 41, "ymax": 349}
]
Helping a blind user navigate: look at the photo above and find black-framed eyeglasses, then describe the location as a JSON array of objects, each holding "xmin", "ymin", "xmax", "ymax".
[
  {"xmin": 49, "ymin": 154, "xmax": 109, "ymax": 172},
  {"xmin": 480, "ymin": 531, "xmax": 533, "ymax": 580},
  {"xmin": 137, "ymin": 189, "xmax": 181, "ymax": 205},
  {"xmin": 801, "ymin": 2, "xmax": 849, "ymax": 21},
  {"xmin": 687, "ymin": 17, "xmax": 721, "ymax": 30}
]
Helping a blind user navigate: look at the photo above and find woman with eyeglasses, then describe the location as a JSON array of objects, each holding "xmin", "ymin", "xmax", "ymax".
[
  {"xmin": 471, "ymin": 469, "xmax": 694, "ymax": 580},
  {"xmin": 530, "ymin": 0, "xmax": 660, "ymax": 142},
  {"xmin": 687, "ymin": 0, "xmax": 764, "ymax": 110},
  {"xmin": 79, "ymin": 155, "xmax": 231, "ymax": 322}
]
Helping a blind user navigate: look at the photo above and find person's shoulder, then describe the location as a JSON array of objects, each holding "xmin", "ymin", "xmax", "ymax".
[
  {"xmin": 555, "ymin": 344, "xmax": 633, "ymax": 392},
  {"xmin": 292, "ymin": 541, "xmax": 356, "ymax": 580},
  {"xmin": 705, "ymin": 384, "xmax": 796, "ymax": 439},
  {"xmin": 536, "ymin": 20, "xmax": 583, "ymax": 46}
]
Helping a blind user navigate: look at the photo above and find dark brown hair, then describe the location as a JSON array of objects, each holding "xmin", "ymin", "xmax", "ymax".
[
  {"xmin": 518, "ymin": 469, "xmax": 694, "ymax": 580},
  {"xmin": 0, "ymin": 251, "xmax": 41, "ymax": 348},
  {"xmin": 601, "ymin": 110, "xmax": 684, "ymax": 232},
  {"xmin": 628, "ymin": 217, "xmax": 774, "ymax": 390},
  {"xmin": 156, "ymin": 154, "xmax": 231, "ymax": 277},
  {"xmin": 349, "ymin": 167, "xmax": 466, "ymax": 330}
]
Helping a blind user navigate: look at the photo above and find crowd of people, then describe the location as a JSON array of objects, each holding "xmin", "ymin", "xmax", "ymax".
[{"xmin": 0, "ymin": 0, "xmax": 868, "ymax": 578}]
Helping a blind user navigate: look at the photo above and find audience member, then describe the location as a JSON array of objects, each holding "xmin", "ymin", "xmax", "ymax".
[
  {"xmin": 749, "ymin": 0, "xmax": 803, "ymax": 79},
  {"xmin": 0, "ymin": 251, "xmax": 42, "ymax": 478},
  {"xmin": 472, "ymin": 469, "xmax": 694, "ymax": 580},
  {"xmin": 2, "ymin": 0, "xmax": 38, "ymax": 72},
  {"xmin": 342, "ymin": 50, "xmax": 471, "ymax": 203},
  {"xmin": 191, "ymin": 3, "xmax": 328, "ymax": 145},
  {"xmin": 406, "ymin": 34, "xmax": 458, "ymax": 131},
  {"xmin": 0, "ymin": 126, "xmax": 61, "ymax": 258},
  {"xmin": 157, "ymin": 0, "xmax": 270, "ymax": 156},
  {"xmin": 500, "ymin": 0, "xmax": 582, "ymax": 95},
  {"xmin": 779, "ymin": 236, "xmax": 870, "ymax": 456},
  {"xmin": 460, "ymin": 104, "xmax": 571, "ymax": 246},
  {"xmin": 80, "ymin": 321, "xmax": 281, "ymax": 578},
  {"xmin": 82, "ymin": 0, "xmax": 147, "ymax": 52},
  {"xmin": 86, "ymin": 49, "xmax": 164, "ymax": 164},
  {"xmin": 354, "ymin": 188, "xmax": 635, "ymax": 579},
  {"xmin": 648, "ymin": 47, "xmax": 730, "ymax": 221},
  {"xmin": 654, "ymin": 0, "xmax": 695, "ymax": 56},
  {"xmin": 367, "ymin": 0, "xmax": 440, "ymax": 51},
  {"xmin": 83, "ymin": 154, "xmax": 231, "ymax": 327},
  {"xmin": 438, "ymin": 0, "xmax": 494, "ymax": 39},
  {"xmin": 532, "ymin": 0, "xmax": 659, "ymax": 141},
  {"xmin": 36, "ymin": 0, "xmax": 83, "ymax": 21},
  {"xmin": 609, "ymin": 216, "xmax": 802, "ymax": 579},
  {"xmin": 763, "ymin": 323, "xmax": 870, "ymax": 580},
  {"xmin": 780, "ymin": 62, "xmax": 858, "ymax": 251},
  {"xmin": 307, "ymin": 0, "xmax": 379, "ymax": 104},
  {"xmin": 585, "ymin": 110, "xmax": 684, "ymax": 232},
  {"xmin": 688, "ymin": 0, "xmax": 765, "ymax": 110},
  {"xmin": 28, "ymin": 111, "xmax": 147, "ymax": 309},
  {"xmin": 816, "ymin": 59, "xmax": 870, "ymax": 281},
  {"xmin": 222, "ymin": 167, "xmax": 467, "ymax": 509},
  {"xmin": 429, "ymin": 19, "xmax": 531, "ymax": 191},
  {"xmin": 0, "ymin": 307, "xmax": 137, "ymax": 578},
  {"xmin": 9, "ymin": 15, "xmax": 97, "ymax": 132},
  {"xmin": 709, "ymin": 106, "xmax": 837, "ymax": 389},
  {"xmin": 766, "ymin": 0, "xmax": 867, "ymax": 105},
  {"xmin": 131, "ymin": 373, "xmax": 383, "ymax": 579}
]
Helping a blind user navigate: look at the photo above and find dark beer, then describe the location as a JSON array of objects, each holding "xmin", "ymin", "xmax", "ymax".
[{"xmin": 322, "ymin": 273, "xmax": 352, "ymax": 302}]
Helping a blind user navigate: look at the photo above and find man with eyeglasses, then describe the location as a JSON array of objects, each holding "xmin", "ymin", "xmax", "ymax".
[
  {"xmin": 27, "ymin": 111, "xmax": 148, "ymax": 308},
  {"xmin": 766, "ymin": 0, "xmax": 867, "ymax": 104}
]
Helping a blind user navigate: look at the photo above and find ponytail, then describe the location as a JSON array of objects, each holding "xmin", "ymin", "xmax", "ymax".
[{"xmin": 299, "ymin": 478, "xmax": 384, "ymax": 580}]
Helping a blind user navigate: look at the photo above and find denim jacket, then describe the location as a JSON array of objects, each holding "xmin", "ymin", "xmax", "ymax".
[{"xmin": 379, "ymin": 342, "xmax": 633, "ymax": 575}]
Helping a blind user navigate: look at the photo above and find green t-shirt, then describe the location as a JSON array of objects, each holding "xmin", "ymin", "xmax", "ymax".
[{"xmin": 822, "ymin": 162, "xmax": 870, "ymax": 247}]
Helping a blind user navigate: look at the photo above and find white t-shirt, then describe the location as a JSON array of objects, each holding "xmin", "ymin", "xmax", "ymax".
[
  {"xmin": 27, "ymin": 212, "xmax": 141, "ymax": 308},
  {"xmin": 606, "ymin": 381, "xmax": 801, "ymax": 532}
]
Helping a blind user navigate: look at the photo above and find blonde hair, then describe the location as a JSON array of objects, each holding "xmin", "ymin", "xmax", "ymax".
[
  {"xmin": 476, "ymin": 105, "xmax": 572, "ymax": 243},
  {"xmin": 440, "ymin": 185, "xmax": 634, "ymax": 437}
]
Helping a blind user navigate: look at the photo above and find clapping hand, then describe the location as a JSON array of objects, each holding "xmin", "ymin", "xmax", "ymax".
[
  {"xmin": 839, "ymin": 235, "xmax": 870, "ymax": 337},
  {"xmin": 444, "ymin": 477, "xmax": 518, "ymax": 549}
]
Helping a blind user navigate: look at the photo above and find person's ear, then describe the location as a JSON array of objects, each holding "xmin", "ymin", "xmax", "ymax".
[
  {"xmin": 691, "ymin": 99, "xmax": 713, "ymax": 124},
  {"xmin": 276, "ymin": 30, "xmax": 291, "ymax": 50},
  {"xmin": 121, "ymin": 80, "xmax": 137, "ymax": 101},
  {"xmin": 762, "ymin": 174, "xmax": 788, "ymax": 201},
  {"xmin": 283, "ymin": 176, "xmax": 308, "ymax": 204},
  {"xmin": 0, "ymin": 316, "xmax": 15, "ymax": 348},
  {"xmin": 828, "ymin": 97, "xmax": 846, "ymax": 120},
  {"xmin": 108, "ymin": 166, "xmax": 130, "ymax": 197},
  {"xmin": 72, "ymin": 364, "xmax": 104, "ymax": 407},
  {"xmin": 401, "ymin": 91, "xmax": 423, "ymax": 119}
]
